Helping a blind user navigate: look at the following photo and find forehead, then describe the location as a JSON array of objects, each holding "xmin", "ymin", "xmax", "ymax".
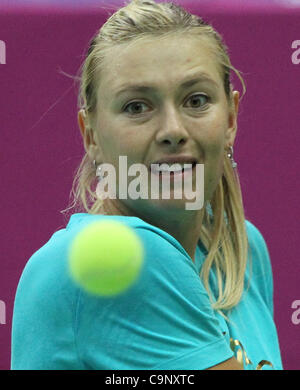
[{"xmin": 99, "ymin": 35, "xmax": 223, "ymax": 93}]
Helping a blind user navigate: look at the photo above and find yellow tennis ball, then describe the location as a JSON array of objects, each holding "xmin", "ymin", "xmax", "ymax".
[{"xmin": 68, "ymin": 220, "xmax": 144, "ymax": 296}]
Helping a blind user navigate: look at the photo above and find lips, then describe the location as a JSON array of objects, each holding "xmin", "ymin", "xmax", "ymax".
[
  {"xmin": 149, "ymin": 155, "xmax": 198, "ymax": 173},
  {"xmin": 150, "ymin": 156, "xmax": 198, "ymax": 166},
  {"xmin": 149, "ymin": 163, "xmax": 197, "ymax": 184},
  {"xmin": 150, "ymin": 162, "xmax": 196, "ymax": 175}
]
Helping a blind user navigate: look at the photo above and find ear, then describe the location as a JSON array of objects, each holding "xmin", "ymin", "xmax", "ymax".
[
  {"xmin": 78, "ymin": 108, "xmax": 87, "ymax": 139},
  {"xmin": 78, "ymin": 109, "xmax": 102, "ymax": 162},
  {"xmin": 225, "ymin": 90, "xmax": 239, "ymax": 147}
]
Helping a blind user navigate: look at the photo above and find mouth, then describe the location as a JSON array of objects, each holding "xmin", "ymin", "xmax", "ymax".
[{"xmin": 149, "ymin": 161, "xmax": 197, "ymax": 179}]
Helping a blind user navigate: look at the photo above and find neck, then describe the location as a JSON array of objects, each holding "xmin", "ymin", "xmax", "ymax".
[{"xmin": 100, "ymin": 199, "xmax": 205, "ymax": 263}]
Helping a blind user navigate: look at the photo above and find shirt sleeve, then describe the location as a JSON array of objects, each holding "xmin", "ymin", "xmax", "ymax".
[
  {"xmin": 75, "ymin": 224, "xmax": 234, "ymax": 370},
  {"xmin": 11, "ymin": 229, "xmax": 86, "ymax": 370},
  {"xmin": 11, "ymin": 218, "xmax": 234, "ymax": 370}
]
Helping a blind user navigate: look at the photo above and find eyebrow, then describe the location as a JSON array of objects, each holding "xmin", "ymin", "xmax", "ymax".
[{"xmin": 114, "ymin": 72, "xmax": 219, "ymax": 97}]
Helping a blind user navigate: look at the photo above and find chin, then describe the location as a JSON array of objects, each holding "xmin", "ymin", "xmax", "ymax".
[{"xmin": 147, "ymin": 196, "xmax": 204, "ymax": 213}]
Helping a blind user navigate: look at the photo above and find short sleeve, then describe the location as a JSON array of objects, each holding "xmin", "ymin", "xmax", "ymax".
[
  {"xmin": 75, "ymin": 224, "xmax": 234, "ymax": 370},
  {"xmin": 11, "ymin": 230, "xmax": 86, "ymax": 370}
]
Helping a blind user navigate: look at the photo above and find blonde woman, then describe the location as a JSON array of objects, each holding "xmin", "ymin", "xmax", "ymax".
[{"xmin": 11, "ymin": 0, "xmax": 283, "ymax": 370}]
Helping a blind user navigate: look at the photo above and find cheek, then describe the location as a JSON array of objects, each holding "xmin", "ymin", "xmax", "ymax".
[
  {"xmin": 212, "ymin": 140, "xmax": 226, "ymax": 175},
  {"xmin": 205, "ymin": 144, "xmax": 224, "ymax": 184},
  {"xmin": 202, "ymin": 130, "xmax": 225, "ymax": 164},
  {"xmin": 201, "ymin": 132, "xmax": 226, "ymax": 197},
  {"xmin": 203, "ymin": 153, "xmax": 225, "ymax": 200},
  {"xmin": 96, "ymin": 118, "xmax": 148, "ymax": 167},
  {"xmin": 95, "ymin": 114, "xmax": 122, "ymax": 155}
]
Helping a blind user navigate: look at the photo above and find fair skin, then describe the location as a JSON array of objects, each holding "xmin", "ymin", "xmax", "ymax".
[{"xmin": 78, "ymin": 34, "xmax": 243, "ymax": 370}]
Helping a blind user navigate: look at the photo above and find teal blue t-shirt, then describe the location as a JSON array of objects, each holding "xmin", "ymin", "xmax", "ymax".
[{"xmin": 11, "ymin": 213, "xmax": 283, "ymax": 370}]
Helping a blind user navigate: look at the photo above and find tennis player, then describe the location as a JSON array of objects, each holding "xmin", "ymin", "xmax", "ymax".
[{"xmin": 11, "ymin": 0, "xmax": 283, "ymax": 370}]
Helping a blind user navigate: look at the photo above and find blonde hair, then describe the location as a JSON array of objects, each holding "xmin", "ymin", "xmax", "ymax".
[{"xmin": 62, "ymin": 0, "xmax": 249, "ymax": 314}]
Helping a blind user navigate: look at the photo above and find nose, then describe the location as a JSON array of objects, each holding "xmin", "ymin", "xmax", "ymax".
[{"xmin": 155, "ymin": 104, "xmax": 188, "ymax": 147}]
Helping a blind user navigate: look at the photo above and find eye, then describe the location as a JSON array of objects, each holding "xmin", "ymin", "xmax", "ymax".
[
  {"xmin": 123, "ymin": 101, "xmax": 150, "ymax": 115},
  {"xmin": 185, "ymin": 93, "xmax": 210, "ymax": 109},
  {"xmin": 123, "ymin": 94, "xmax": 210, "ymax": 116}
]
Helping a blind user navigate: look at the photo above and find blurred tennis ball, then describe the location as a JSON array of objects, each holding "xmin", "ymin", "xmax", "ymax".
[{"xmin": 68, "ymin": 220, "xmax": 144, "ymax": 296}]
